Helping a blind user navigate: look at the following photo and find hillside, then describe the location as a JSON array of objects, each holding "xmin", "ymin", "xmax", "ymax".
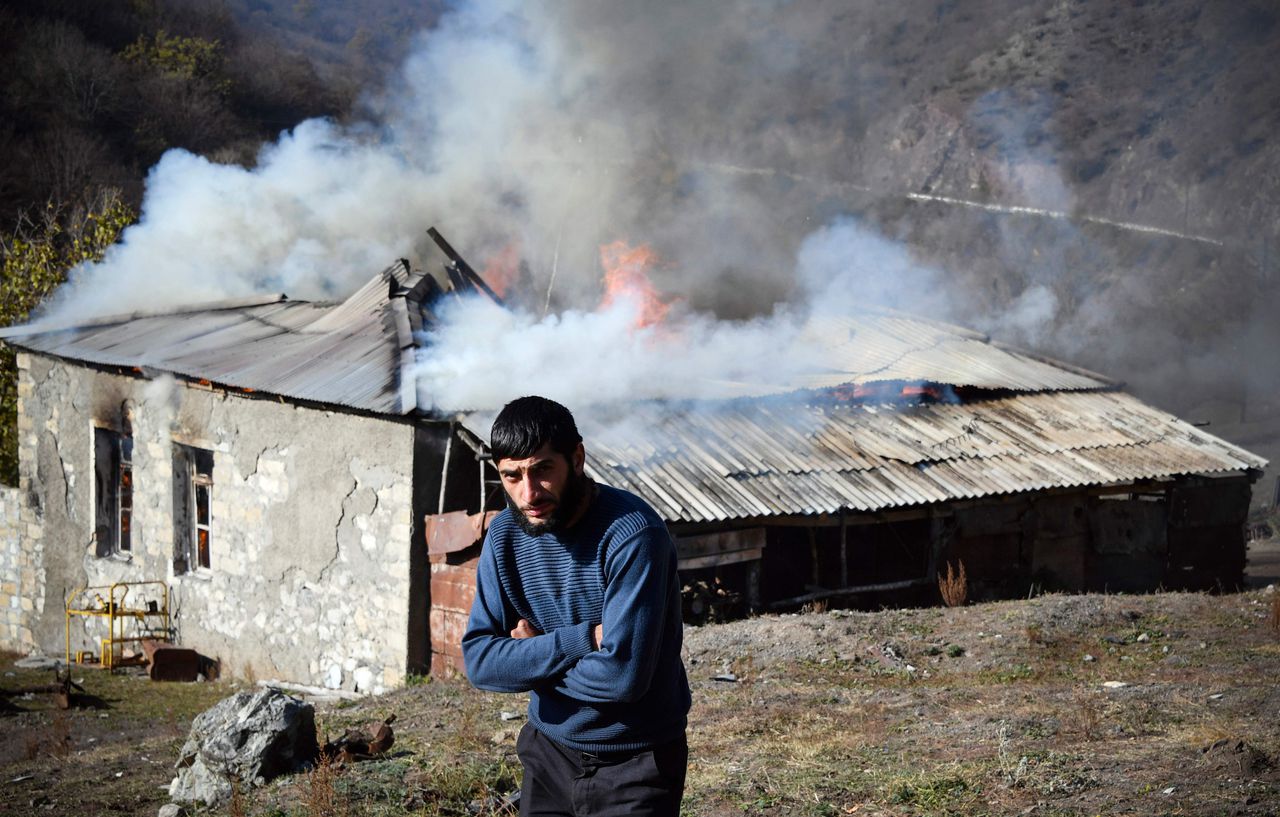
[
  {"xmin": 223, "ymin": 1, "xmax": 1280, "ymax": 492},
  {"xmin": 3, "ymin": 583, "xmax": 1278, "ymax": 815},
  {"xmin": 2, "ymin": 0, "xmax": 1276, "ymax": 494}
]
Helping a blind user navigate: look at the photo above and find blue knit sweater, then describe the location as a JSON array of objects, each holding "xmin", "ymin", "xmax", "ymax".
[{"xmin": 461, "ymin": 483, "xmax": 691, "ymax": 753}]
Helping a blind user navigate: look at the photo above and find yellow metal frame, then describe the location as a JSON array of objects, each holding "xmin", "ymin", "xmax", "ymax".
[{"xmin": 65, "ymin": 581, "xmax": 171, "ymax": 670}]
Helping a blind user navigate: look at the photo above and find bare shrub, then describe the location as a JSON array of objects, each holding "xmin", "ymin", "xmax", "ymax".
[
  {"xmin": 1269, "ymin": 592, "xmax": 1279, "ymax": 634},
  {"xmin": 1066, "ymin": 693, "xmax": 1101, "ymax": 742},
  {"xmin": 938, "ymin": 560, "xmax": 968, "ymax": 607},
  {"xmin": 228, "ymin": 779, "xmax": 247, "ymax": 817},
  {"xmin": 800, "ymin": 598, "xmax": 828, "ymax": 615},
  {"xmin": 302, "ymin": 749, "xmax": 345, "ymax": 817}
]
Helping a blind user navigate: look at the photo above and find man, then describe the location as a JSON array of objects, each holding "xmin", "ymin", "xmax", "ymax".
[{"xmin": 462, "ymin": 396, "xmax": 691, "ymax": 816}]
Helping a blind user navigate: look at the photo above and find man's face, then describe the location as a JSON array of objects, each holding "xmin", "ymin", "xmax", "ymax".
[{"xmin": 497, "ymin": 441, "xmax": 587, "ymax": 536}]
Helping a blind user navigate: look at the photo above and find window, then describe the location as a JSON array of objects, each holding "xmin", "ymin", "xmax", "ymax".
[
  {"xmin": 94, "ymin": 426, "xmax": 133, "ymax": 557},
  {"xmin": 173, "ymin": 444, "xmax": 214, "ymax": 573}
]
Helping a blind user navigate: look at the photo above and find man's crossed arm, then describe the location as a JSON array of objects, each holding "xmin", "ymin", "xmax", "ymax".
[{"xmin": 462, "ymin": 527, "xmax": 676, "ymax": 704}]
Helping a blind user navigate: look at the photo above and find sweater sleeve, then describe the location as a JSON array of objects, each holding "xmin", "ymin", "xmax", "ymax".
[
  {"xmin": 552, "ymin": 525, "xmax": 676, "ymax": 703},
  {"xmin": 461, "ymin": 537, "xmax": 597, "ymax": 693}
]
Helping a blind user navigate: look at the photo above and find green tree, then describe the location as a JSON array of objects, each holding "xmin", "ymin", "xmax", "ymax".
[
  {"xmin": 122, "ymin": 29, "xmax": 231, "ymax": 96},
  {"xmin": 0, "ymin": 189, "xmax": 134, "ymax": 485}
]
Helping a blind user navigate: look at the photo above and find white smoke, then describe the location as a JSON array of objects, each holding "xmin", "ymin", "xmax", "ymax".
[
  {"xmin": 47, "ymin": 122, "xmax": 423, "ymax": 316},
  {"xmin": 414, "ymin": 290, "xmax": 813, "ymax": 412},
  {"xmin": 26, "ymin": 0, "xmax": 1274, "ymax": 431},
  {"xmin": 35, "ymin": 0, "xmax": 598, "ymax": 320},
  {"xmin": 414, "ymin": 216, "xmax": 952, "ymax": 413}
]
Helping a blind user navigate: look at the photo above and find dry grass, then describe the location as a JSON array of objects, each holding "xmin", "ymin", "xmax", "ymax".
[
  {"xmin": 5, "ymin": 590, "xmax": 1280, "ymax": 817},
  {"xmin": 1269, "ymin": 592, "xmax": 1279, "ymax": 633},
  {"xmin": 938, "ymin": 559, "xmax": 968, "ymax": 607},
  {"xmin": 301, "ymin": 751, "xmax": 345, "ymax": 817}
]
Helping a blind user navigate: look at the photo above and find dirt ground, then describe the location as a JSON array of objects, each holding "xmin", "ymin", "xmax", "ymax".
[{"xmin": 3, "ymin": 555, "xmax": 1279, "ymax": 816}]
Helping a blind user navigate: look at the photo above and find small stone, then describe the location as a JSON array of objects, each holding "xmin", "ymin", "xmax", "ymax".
[
  {"xmin": 711, "ymin": 672, "xmax": 738, "ymax": 683},
  {"xmin": 352, "ymin": 667, "xmax": 375, "ymax": 694},
  {"xmin": 1136, "ymin": 633, "xmax": 1150, "ymax": 643},
  {"xmin": 1102, "ymin": 681, "xmax": 1128, "ymax": 689},
  {"xmin": 1208, "ymin": 693, "xmax": 1225, "ymax": 701},
  {"xmin": 158, "ymin": 803, "xmax": 183, "ymax": 817},
  {"xmin": 1162, "ymin": 786, "xmax": 1176, "ymax": 795},
  {"xmin": 499, "ymin": 711, "xmax": 523, "ymax": 721},
  {"xmin": 1082, "ymin": 654, "xmax": 1095, "ymax": 663}
]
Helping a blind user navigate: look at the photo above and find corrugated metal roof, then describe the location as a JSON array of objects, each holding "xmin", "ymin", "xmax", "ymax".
[
  {"xmin": 1, "ymin": 263, "xmax": 416, "ymax": 415},
  {"xmin": 787, "ymin": 312, "xmax": 1109, "ymax": 393},
  {"xmin": 462, "ymin": 390, "xmax": 1267, "ymax": 523}
]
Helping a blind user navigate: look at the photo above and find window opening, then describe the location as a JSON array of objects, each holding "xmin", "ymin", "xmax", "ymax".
[
  {"xmin": 173, "ymin": 444, "xmax": 214, "ymax": 573},
  {"xmin": 94, "ymin": 425, "xmax": 134, "ymax": 556}
]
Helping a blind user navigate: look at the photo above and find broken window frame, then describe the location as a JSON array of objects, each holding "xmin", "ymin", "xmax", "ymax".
[
  {"xmin": 93, "ymin": 425, "xmax": 134, "ymax": 557},
  {"xmin": 173, "ymin": 444, "xmax": 214, "ymax": 574}
]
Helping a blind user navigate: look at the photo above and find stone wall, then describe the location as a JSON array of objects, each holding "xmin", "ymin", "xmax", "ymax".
[
  {"xmin": 0, "ymin": 483, "xmax": 26, "ymax": 648},
  {"xmin": 3, "ymin": 352, "xmax": 418, "ymax": 692}
]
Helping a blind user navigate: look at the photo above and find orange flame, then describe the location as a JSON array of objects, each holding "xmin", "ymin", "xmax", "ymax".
[
  {"xmin": 480, "ymin": 242, "xmax": 522, "ymax": 298},
  {"xmin": 598, "ymin": 241, "xmax": 672, "ymax": 329}
]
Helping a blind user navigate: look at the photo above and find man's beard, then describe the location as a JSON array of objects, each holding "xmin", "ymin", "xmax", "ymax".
[{"xmin": 508, "ymin": 471, "xmax": 590, "ymax": 537}]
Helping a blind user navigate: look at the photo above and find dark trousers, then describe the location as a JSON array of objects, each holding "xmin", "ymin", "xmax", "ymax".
[{"xmin": 516, "ymin": 723, "xmax": 687, "ymax": 817}]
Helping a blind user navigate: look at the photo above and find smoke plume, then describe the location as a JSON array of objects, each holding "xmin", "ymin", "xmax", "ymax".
[{"xmin": 31, "ymin": 1, "xmax": 1280, "ymax": 427}]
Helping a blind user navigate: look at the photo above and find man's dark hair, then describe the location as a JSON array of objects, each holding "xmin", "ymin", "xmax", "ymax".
[{"xmin": 490, "ymin": 396, "xmax": 582, "ymax": 462}]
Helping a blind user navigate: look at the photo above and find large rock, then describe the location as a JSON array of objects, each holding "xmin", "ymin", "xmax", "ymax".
[{"xmin": 169, "ymin": 689, "xmax": 318, "ymax": 806}]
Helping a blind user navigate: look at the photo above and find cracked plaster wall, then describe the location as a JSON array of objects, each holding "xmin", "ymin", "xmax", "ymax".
[{"xmin": 1, "ymin": 353, "xmax": 418, "ymax": 693}]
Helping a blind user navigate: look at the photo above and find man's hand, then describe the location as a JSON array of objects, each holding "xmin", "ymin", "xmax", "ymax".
[
  {"xmin": 510, "ymin": 619, "xmax": 540, "ymax": 639},
  {"xmin": 510, "ymin": 619, "xmax": 603, "ymax": 650}
]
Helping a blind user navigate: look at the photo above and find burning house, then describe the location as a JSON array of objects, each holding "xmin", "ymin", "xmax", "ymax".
[{"xmin": 0, "ymin": 250, "xmax": 1267, "ymax": 688}]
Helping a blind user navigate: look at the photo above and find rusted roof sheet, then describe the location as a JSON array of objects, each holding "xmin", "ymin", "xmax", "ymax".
[
  {"xmin": 0, "ymin": 264, "xmax": 415, "ymax": 415},
  {"xmin": 462, "ymin": 390, "xmax": 1267, "ymax": 523}
]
